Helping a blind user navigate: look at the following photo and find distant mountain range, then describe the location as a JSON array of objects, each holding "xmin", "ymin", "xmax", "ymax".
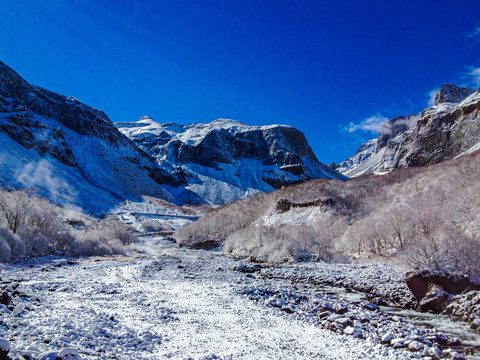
[
  {"xmin": 330, "ymin": 84, "xmax": 480, "ymax": 177},
  {"xmin": 0, "ymin": 60, "xmax": 345, "ymax": 211}
]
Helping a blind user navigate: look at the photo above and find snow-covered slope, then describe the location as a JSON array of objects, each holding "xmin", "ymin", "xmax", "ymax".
[
  {"xmin": 329, "ymin": 139, "xmax": 377, "ymax": 176},
  {"xmin": 335, "ymin": 84, "xmax": 479, "ymax": 177},
  {"xmin": 117, "ymin": 117, "xmax": 347, "ymax": 205},
  {"xmin": 0, "ymin": 60, "xmax": 175, "ymax": 212}
]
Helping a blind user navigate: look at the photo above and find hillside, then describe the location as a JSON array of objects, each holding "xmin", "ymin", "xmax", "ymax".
[
  {"xmin": 176, "ymin": 146, "xmax": 480, "ymax": 277},
  {"xmin": 0, "ymin": 61, "xmax": 177, "ymax": 212},
  {"xmin": 0, "ymin": 60, "xmax": 347, "ymax": 210}
]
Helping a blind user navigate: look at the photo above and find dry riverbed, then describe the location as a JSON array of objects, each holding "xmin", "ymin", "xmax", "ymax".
[{"xmin": 0, "ymin": 236, "xmax": 479, "ymax": 359}]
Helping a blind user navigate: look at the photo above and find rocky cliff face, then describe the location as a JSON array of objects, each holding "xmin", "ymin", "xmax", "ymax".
[
  {"xmin": 335, "ymin": 84, "xmax": 479, "ymax": 177},
  {"xmin": 117, "ymin": 117, "xmax": 346, "ymax": 205},
  {"xmin": 0, "ymin": 61, "xmax": 345, "ymax": 209},
  {"xmin": 434, "ymin": 84, "xmax": 474, "ymax": 105},
  {"xmin": 0, "ymin": 61, "xmax": 174, "ymax": 211}
]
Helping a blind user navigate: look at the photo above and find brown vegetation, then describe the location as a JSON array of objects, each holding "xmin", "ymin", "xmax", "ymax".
[
  {"xmin": 175, "ymin": 150, "xmax": 480, "ymax": 278},
  {"xmin": 0, "ymin": 188, "xmax": 134, "ymax": 262}
]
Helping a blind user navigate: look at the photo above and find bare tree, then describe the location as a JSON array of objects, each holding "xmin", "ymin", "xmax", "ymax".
[{"xmin": 0, "ymin": 189, "xmax": 33, "ymax": 233}]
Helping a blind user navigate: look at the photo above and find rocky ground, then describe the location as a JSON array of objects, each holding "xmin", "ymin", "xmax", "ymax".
[{"xmin": 0, "ymin": 236, "xmax": 479, "ymax": 359}]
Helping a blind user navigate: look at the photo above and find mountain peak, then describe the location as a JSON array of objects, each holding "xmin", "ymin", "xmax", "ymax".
[
  {"xmin": 435, "ymin": 84, "xmax": 474, "ymax": 105},
  {"xmin": 210, "ymin": 118, "xmax": 244, "ymax": 126}
]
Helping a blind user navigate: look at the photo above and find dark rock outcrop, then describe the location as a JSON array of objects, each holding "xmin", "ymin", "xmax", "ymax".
[
  {"xmin": 435, "ymin": 84, "xmax": 475, "ymax": 105},
  {"xmin": 275, "ymin": 197, "xmax": 335, "ymax": 213},
  {"xmin": 406, "ymin": 270, "xmax": 480, "ymax": 313}
]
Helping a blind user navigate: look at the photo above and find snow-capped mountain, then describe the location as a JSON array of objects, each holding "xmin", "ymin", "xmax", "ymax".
[
  {"xmin": 0, "ymin": 60, "xmax": 345, "ymax": 210},
  {"xmin": 117, "ymin": 117, "xmax": 347, "ymax": 205},
  {"xmin": 333, "ymin": 84, "xmax": 479, "ymax": 177},
  {"xmin": 0, "ymin": 60, "xmax": 175, "ymax": 212}
]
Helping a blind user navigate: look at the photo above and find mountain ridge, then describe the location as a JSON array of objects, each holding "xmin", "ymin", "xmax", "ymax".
[
  {"xmin": 0, "ymin": 60, "xmax": 345, "ymax": 210},
  {"xmin": 332, "ymin": 84, "xmax": 480, "ymax": 177},
  {"xmin": 117, "ymin": 116, "xmax": 347, "ymax": 205}
]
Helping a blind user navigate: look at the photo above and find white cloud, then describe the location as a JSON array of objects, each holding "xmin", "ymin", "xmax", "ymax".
[
  {"xmin": 427, "ymin": 88, "xmax": 439, "ymax": 107},
  {"xmin": 468, "ymin": 25, "xmax": 480, "ymax": 38},
  {"xmin": 16, "ymin": 159, "xmax": 74, "ymax": 203},
  {"xmin": 347, "ymin": 114, "xmax": 389, "ymax": 133},
  {"xmin": 469, "ymin": 67, "xmax": 480, "ymax": 87}
]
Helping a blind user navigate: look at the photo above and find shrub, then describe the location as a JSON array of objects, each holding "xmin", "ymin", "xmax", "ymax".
[
  {"xmin": 0, "ymin": 188, "xmax": 128, "ymax": 261},
  {"xmin": 0, "ymin": 227, "xmax": 26, "ymax": 258},
  {"xmin": 0, "ymin": 236, "xmax": 11, "ymax": 263},
  {"xmin": 142, "ymin": 221, "xmax": 164, "ymax": 232}
]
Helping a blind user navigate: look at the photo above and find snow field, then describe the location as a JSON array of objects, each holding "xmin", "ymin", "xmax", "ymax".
[{"xmin": 1, "ymin": 239, "xmax": 421, "ymax": 360}]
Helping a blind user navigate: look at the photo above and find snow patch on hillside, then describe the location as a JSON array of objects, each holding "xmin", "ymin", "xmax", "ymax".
[{"xmin": 0, "ymin": 132, "xmax": 118, "ymax": 212}]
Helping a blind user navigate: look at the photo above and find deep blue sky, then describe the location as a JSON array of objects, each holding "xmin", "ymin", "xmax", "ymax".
[{"xmin": 2, "ymin": 1, "xmax": 480, "ymax": 164}]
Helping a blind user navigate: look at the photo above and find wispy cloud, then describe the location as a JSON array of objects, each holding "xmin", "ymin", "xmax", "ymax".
[
  {"xmin": 16, "ymin": 159, "xmax": 75, "ymax": 203},
  {"xmin": 427, "ymin": 88, "xmax": 439, "ymax": 107},
  {"xmin": 469, "ymin": 67, "xmax": 480, "ymax": 87},
  {"xmin": 346, "ymin": 114, "xmax": 389, "ymax": 133},
  {"xmin": 468, "ymin": 25, "xmax": 480, "ymax": 38},
  {"xmin": 460, "ymin": 67, "xmax": 480, "ymax": 89}
]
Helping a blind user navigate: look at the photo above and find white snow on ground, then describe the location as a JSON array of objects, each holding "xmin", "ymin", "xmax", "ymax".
[
  {"xmin": 263, "ymin": 206, "xmax": 322, "ymax": 227},
  {"xmin": 1, "ymin": 240, "xmax": 409, "ymax": 360},
  {"xmin": 1, "ymin": 200, "xmax": 479, "ymax": 359}
]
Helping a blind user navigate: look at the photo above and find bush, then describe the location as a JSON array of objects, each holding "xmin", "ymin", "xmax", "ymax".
[
  {"xmin": 0, "ymin": 236, "xmax": 11, "ymax": 263},
  {"xmin": 142, "ymin": 221, "xmax": 164, "ymax": 232},
  {"xmin": 0, "ymin": 228, "xmax": 26, "ymax": 258},
  {"xmin": 176, "ymin": 148, "xmax": 480, "ymax": 273},
  {"xmin": 20, "ymin": 231, "xmax": 51, "ymax": 257},
  {"xmin": 67, "ymin": 229, "xmax": 125, "ymax": 257},
  {"xmin": 0, "ymin": 189, "xmax": 129, "ymax": 261}
]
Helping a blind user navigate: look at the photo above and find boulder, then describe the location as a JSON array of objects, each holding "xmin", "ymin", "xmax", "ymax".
[
  {"xmin": 38, "ymin": 352, "xmax": 58, "ymax": 360},
  {"xmin": 380, "ymin": 331, "xmax": 394, "ymax": 344},
  {"xmin": 406, "ymin": 270, "xmax": 480, "ymax": 313},
  {"xmin": 419, "ymin": 286, "xmax": 452, "ymax": 313},
  {"xmin": 0, "ymin": 338, "xmax": 10, "ymax": 360},
  {"xmin": 57, "ymin": 347, "xmax": 82, "ymax": 360},
  {"xmin": 334, "ymin": 303, "xmax": 348, "ymax": 315}
]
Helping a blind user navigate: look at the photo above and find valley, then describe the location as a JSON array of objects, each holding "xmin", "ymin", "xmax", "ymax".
[
  {"xmin": 0, "ymin": 52, "xmax": 480, "ymax": 360},
  {"xmin": 2, "ymin": 232, "xmax": 479, "ymax": 360}
]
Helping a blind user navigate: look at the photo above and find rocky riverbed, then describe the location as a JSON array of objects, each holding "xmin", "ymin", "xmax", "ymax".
[{"xmin": 0, "ymin": 236, "xmax": 479, "ymax": 359}]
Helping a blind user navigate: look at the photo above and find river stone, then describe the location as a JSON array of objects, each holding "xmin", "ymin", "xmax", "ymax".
[
  {"xmin": 420, "ymin": 286, "xmax": 451, "ymax": 313},
  {"xmin": 470, "ymin": 317, "xmax": 480, "ymax": 331},
  {"xmin": 359, "ymin": 314, "xmax": 371, "ymax": 323},
  {"xmin": 380, "ymin": 331, "xmax": 394, "ymax": 344},
  {"xmin": 443, "ymin": 349, "xmax": 466, "ymax": 359},
  {"xmin": 327, "ymin": 313, "xmax": 342, "ymax": 322},
  {"xmin": 335, "ymin": 317, "xmax": 353, "ymax": 327},
  {"xmin": 318, "ymin": 311, "xmax": 331, "ymax": 319},
  {"xmin": 38, "ymin": 352, "xmax": 58, "ymax": 360},
  {"xmin": 362, "ymin": 303, "xmax": 379, "ymax": 311},
  {"xmin": 334, "ymin": 303, "xmax": 348, "ymax": 314},
  {"xmin": 348, "ymin": 328, "xmax": 364, "ymax": 339},
  {"xmin": 0, "ymin": 338, "xmax": 9, "ymax": 359},
  {"xmin": 328, "ymin": 322, "xmax": 343, "ymax": 332},
  {"xmin": 390, "ymin": 338, "xmax": 405, "ymax": 348},
  {"xmin": 407, "ymin": 341, "xmax": 423, "ymax": 352},
  {"xmin": 57, "ymin": 347, "xmax": 82, "ymax": 360},
  {"xmin": 428, "ymin": 346, "xmax": 443, "ymax": 360},
  {"xmin": 343, "ymin": 326, "xmax": 355, "ymax": 335}
]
